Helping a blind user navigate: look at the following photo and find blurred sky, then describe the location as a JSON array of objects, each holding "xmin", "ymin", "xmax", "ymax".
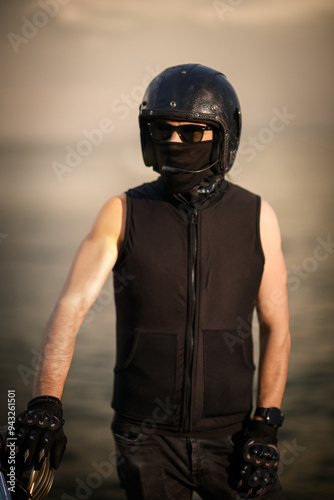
[{"xmin": 0, "ymin": 0, "xmax": 333, "ymax": 144}]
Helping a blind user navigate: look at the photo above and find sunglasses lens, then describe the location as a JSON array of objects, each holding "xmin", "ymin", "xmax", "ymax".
[
  {"xmin": 148, "ymin": 122, "xmax": 210, "ymax": 143},
  {"xmin": 149, "ymin": 122, "xmax": 174, "ymax": 141},
  {"xmin": 179, "ymin": 125, "xmax": 204, "ymax": 143}
]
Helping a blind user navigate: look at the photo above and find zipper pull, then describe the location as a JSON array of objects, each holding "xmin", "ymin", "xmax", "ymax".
[{"xmin": 191, "ymin": 209, "xmax": 198, "ymax": 224}]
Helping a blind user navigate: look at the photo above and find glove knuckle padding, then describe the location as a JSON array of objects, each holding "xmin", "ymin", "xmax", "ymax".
[
  {"xmin": 237, "ymin": 421, "xmax": 280, "ymax": 498},
  {"xmin": 10, "ymin": 396, "xmax": 67, "ymax": 473},
  {"xmin": 244, "ymin": 439, "xmax": 279, "ymax": 468}
]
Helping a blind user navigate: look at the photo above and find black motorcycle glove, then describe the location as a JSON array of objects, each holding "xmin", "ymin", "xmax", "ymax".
[
  {"xmin": 237, "ymin": 420, "xmax": 279, "ymax": 498},
  {"xmin": 10, "ymin": 396, "xmax": 67, "ymax": 472}
]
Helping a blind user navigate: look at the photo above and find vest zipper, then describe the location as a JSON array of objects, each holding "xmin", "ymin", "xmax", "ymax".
[{"xmin": 181, "ymin": 207, "xmax": 198, "ymax": 432}]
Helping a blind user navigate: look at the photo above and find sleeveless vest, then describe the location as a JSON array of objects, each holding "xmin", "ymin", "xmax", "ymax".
[{"xmin": 112, "ymin": 179, "xmax": 264, "ymax": 434}]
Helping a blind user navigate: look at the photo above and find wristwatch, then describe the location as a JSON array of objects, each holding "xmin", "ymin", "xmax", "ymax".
[{"xmin": 254, "ymin": 407, "xmax": 284, "ymax": 427}]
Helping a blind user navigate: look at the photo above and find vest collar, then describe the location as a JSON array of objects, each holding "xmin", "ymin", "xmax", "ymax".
[{"xmin": 157, "ymin": 175, "xmax": 229, "ymax": 210}]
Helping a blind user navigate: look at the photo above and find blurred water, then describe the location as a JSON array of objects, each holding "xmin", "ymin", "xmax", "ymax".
[{"xmin": 0, "ymin": 126, "xmax": 333, "ymax": 499}]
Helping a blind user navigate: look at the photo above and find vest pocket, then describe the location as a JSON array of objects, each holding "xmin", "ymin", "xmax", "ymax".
[
  {"xmin": 203, "ymin": 329, "xmax": 255, "ymax": 418},
  {"xmin": 113, "ymin": 331, "xmax": 180, "ymax": 424}
]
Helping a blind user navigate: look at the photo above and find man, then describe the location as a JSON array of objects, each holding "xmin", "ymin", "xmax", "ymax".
[{"xmin": 8, "ymin": 64, "xmax": 290, "ymax": 499}]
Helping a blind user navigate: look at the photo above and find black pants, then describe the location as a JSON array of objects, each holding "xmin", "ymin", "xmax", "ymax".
[{"xmin": 113, "ymin": 430, "xmax": 286, "ymax": 500}]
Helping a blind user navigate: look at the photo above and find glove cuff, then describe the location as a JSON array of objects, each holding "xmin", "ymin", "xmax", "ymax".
[
  {"xmin": 28, "ymin": 395, "xmax": 63, "ymax": 420},
  {"xmin": 247, "ymin": 419, "xmax": 278, "ymax": 441}
]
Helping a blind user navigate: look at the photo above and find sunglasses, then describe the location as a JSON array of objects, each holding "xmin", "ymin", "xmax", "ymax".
[{"xmin": 148, "ymin": 122, "xmax": 213, "ymax": 144}]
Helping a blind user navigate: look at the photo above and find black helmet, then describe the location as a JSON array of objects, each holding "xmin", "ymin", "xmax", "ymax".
[{"xmin": 139, "ymin": 63, "xmax": 241, "ymax": 174}]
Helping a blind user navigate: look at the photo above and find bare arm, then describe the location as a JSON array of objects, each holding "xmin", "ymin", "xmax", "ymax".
[
  {"xmin": 33, "ymin": 194, "xmax": 126, "ymax": 399},
  {"xmin": 256, "ymin": 199, "xmax": 291, "ymax": 409}
]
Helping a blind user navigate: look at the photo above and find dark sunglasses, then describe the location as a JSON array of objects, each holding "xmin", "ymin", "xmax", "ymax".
[{"xmin": 148, "ymin": 122, "xmax": 213, "ymax": 144}]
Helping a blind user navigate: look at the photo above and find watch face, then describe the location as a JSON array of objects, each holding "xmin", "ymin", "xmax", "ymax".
[{"xmin": 267, "ymin": 407, "xmax": 283, "ymax": 426}]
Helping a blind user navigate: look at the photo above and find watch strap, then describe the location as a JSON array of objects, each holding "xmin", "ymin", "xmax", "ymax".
[
  {"xmin": 254, "ymin": 407, "xmax": 268, "ymax": 419},
  {"xmin": 254, "ymin": 407, "xmax": 284, "ymax": 427}
]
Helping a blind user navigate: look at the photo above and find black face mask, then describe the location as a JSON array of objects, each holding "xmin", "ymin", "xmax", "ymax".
[{"xmin": 154, "ymin": 142, "xmax": 213, "ymax": 194}]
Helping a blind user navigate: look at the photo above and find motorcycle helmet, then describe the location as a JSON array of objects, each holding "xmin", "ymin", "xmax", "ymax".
[{"xmin": 139, "ymin": 63, "xmax": 241, "ymax": 175}]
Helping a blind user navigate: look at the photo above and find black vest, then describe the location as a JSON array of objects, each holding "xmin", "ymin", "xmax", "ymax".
[{"xmin": 112, "ymin": 179, "xmax": 264, "ymax": 434}]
